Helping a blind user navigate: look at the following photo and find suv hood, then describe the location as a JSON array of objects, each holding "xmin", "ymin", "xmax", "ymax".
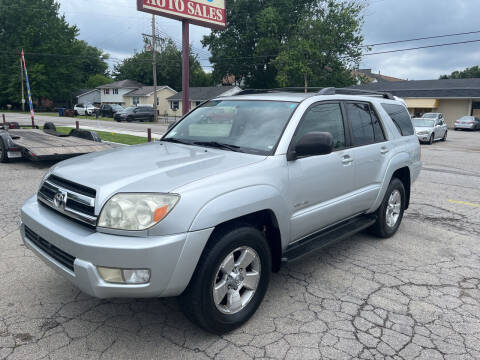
[{"xmin": 51, "ymin": 142, "xmax": 266, "ymax": 199}]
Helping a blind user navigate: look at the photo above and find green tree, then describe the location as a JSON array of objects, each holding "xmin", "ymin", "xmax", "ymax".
[
  {"xmin": 85, "ymin": 74, "xmax": 113, "ymax": 89},
  {"xmin": 440, "ymin": 65, "xmax": 480, "ymax": 79},
  {"xmin": 274, "ymin": 1, "xmax": 363, "ymax": 90},
  {"xmin": 202, "ymin": 0, "xmax": 364, "ymax": 89},
  {"xmin": 113, "ymin": 39, "xmax": 212, "ymax": 90},
  {"xmin": 0, "ymin": 0, "xmax": 108, "ymax": 107}
]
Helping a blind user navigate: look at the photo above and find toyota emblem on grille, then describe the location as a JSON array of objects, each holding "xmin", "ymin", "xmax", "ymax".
[{"xmin": 53, "ymin": 191, "xmax": 67, "ymax": 210}]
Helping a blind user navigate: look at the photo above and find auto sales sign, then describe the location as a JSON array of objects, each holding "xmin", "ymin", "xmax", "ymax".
[{"xmin": 137, "ymin": 0, "xmax": 226, "ymax": 29}]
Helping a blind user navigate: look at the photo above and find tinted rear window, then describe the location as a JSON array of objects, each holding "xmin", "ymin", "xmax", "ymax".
[{"xmin": 381, "ymin": 104, "xmax": 414, "ymax": 136}]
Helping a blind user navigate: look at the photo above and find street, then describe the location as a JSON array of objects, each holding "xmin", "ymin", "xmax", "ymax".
[{"xmin": 1, "ymin": 131, "xmax": 480, "ymax": 359}]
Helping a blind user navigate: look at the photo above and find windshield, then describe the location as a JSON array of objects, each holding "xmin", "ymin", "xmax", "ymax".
[
  {"xmin": 422, "ymin": 113, "xmax": 438, "ymax": 119},
  {"xmin": 123, "ymin": 107, "xmax": 136, "ymax": 113},
  {"xmin": 164, "ymin": 100, "xmax": 298, "ymax": 155},
  {"xmin": 413, "ymin": 119, "xmax": 435, "ymax": 127},
  {"xmin": 112, "ymin": 105, "xmax": 124, "ymax": 110}
]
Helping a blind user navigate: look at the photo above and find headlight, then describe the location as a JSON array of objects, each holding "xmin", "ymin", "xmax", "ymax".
[
  {"xmin": 98, "ymin": 193, "xmax": 179, "ymax": 231},
  {"xmin": 417, "ymin": 131, "xmax": 429, "ymax": 135}
]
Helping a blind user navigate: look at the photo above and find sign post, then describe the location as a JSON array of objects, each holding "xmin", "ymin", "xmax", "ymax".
[
  {"xmin": 137, "ymin": 0, "xmax": 226, "ymax": 116},
  {"xmin": 21, "ymin": 50, "xmax": 35, "ymax": 127}
]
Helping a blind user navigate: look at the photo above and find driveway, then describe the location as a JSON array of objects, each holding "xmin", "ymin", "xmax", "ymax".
[{"xmin": 0, "ymin": 131, "xmax": 479, "ymax": 359}]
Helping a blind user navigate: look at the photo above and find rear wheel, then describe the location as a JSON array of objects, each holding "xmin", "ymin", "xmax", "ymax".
[
  {"xmin": 126, "ymin": 116, "xmax": 133, "ymax": 122},
  {"xmin": 441, "ymin": 130, "xmax": 447, "ymax": 141},
  {"xmin": 179, "ymin": 225, "xmax": 271, "ymax": 334},
  {"xmin": 370, "ymin": 178, "xmax": 406, "ymax": 238}
]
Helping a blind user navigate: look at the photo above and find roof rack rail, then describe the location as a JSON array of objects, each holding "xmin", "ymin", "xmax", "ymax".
[
  {"xmin": 236, "ymin": 87, "xmax": 324, "ymax": 96},
  {"xmin": 318, "ymin": 87, "xmax": 395, "ymax": 100}
]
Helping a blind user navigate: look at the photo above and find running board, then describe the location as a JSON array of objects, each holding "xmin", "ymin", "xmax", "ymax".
[{"xmin": 282, "ymin": 215, "xmax": 377, "ymax": 263}]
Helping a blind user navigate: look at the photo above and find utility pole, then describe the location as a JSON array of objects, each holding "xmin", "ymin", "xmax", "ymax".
[
  {"xmin": 151, "ymin": 14, "xmax": 158, "ymax": 123},
  {"xmin": 182, "ymin": 21, "xmax": 190, "ymax": 115},
  {"xmin": 20, "ymin": 58, "xmax": 25, "ymax": 112}
]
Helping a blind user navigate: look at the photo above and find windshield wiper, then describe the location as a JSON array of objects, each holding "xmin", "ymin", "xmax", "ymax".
[
  {"xmin": 162, "ymin": 138, "xmax": 193, "ymax": 145},
  {"xmin": 193, "ymin": 141, "xmax": 242, "ymax": 152}
]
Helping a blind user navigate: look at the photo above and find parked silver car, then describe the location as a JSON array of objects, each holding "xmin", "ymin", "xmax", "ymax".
[
  {"xmin": 21, "ymin": 88, "xmax": 421, "ymax": 333},
  {"xmin": 454, "ymin": 116, "xmax": 480, "ymax": 131},
  {"xmin": 413, "ymin": 117, "xmax": 448, "ymax": 144}
]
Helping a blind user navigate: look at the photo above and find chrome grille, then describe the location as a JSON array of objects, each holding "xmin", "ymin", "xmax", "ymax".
[{"xmin": 38, "ymin": 175, "xmax": 97, "ymax": 227}]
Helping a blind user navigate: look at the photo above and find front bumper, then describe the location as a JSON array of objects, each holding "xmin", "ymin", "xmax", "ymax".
[
  {"xmin": 21, "ymin": 196, "xmax": 213, "ymax": 298},
  {"xmin": 415, "ymin": 133, "xmax": 430, "ymax": 142}
]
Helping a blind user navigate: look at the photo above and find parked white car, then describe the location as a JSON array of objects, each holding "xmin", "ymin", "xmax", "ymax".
[{"xmin": 74, "ymin": 103, "xmax": 97, "ymax": 116}]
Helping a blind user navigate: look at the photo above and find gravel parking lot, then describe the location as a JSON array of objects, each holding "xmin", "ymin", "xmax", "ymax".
[{"xmin": 1, "ymin": 130, "xmax": 479, "ymax": 360}]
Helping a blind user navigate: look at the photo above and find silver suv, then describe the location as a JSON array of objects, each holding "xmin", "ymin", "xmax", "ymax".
[{"xmin": 21, "ymin": 88, "xmax": 421, "ymax": 333}]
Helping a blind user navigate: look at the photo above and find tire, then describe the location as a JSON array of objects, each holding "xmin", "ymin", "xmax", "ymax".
[
  {"xmin": 179, "ymin": 224, "xmax": 271, "ymax": 334},
  {"xmin": 74, "ymin": 110, "xmax": 78, "ymax": 116},
  {"xmin": 370, "ymin": 178, "xmax": 406, "ymax": 238},
  {"xmin": 0, "ymin": 139, "xmax": 8, "ymax": 163},
  {"xmin": 441, "ymin": 131, "xmax": 447, "ymax": 141},
  {"xmin": 428, "ymin": 134, "xmax": 434, "ymax": 145},
  {"xmin": 43, "ymin": 122, "xmax": 56, "ymax": 131},
  {"xmin": 126, "ymin": 116, "xmax": 133, "ymax": 122}
]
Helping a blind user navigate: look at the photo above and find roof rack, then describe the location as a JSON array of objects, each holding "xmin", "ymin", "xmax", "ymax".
[
  {"xmin": 235, "ymin": 87, "xmax": 323, "ymax": 96},
  {"xmin": 318, "ymin": 87, "xmax": 395, "ymax": 100}
]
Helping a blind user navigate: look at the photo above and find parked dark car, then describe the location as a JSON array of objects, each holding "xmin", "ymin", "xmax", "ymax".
[
  {"xmin": 99, "ymin": 104, "xmax": 124, "ymax": 118},
  {"xmin": 114, "ymin": 106, "xmax": 155, "ymax": 122}
]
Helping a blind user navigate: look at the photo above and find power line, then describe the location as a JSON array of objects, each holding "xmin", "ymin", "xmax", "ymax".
[
  {"xmin": 364, "ymin": 38, "xmax": 480, "ymax": 56},
  {"xmin": 364, "ymin": 30, "xmax": 480, "ymax": 47}
]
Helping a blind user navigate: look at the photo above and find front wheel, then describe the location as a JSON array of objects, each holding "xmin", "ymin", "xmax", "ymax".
[
  {"xmin": 370, "ymin": 178, "xmax": 406, "ymax": 238},
  {"xmin": 441, "ymin": 131, "xmax": 447, "ymax": 141},
  {"xmin": 179, "ymin": 225, "xmax": 271, "ymax": 334},
  {"xmin": 428, "ymin": 134, "xmax": 434, "ymax": 145}
]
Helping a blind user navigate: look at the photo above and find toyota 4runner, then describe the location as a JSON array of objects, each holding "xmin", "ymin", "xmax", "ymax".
[{"xmin": 21, "ymin": 88, "xmax": 421, "ymax": 333}]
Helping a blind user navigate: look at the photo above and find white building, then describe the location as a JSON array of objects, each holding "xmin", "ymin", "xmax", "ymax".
[{"xmin": 97, "ymin": 80, "xmax": 144, "ymax": 105}]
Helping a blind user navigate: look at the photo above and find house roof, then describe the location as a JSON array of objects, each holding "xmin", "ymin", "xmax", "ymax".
[
  {"xmin": 97, "ymin": 80, "xmax": 144, "ymax": 89},
  {"xmin": 124, "ymin": 86, "xmax": 176, "ymax": 97},
  {"xmin": 75, "ymin": 88, "xmax": 100, "ymax": 98},
  {"xmin": 354, "ymin": 69, "xmax": 404, "ymax": 83},
  {"xmin": 352, "ymin": 78, "xmax": 480, "ymax": 98},
  {"xmin": 167, "ymin": 86, "xmax": 241, "ymax": 101}
]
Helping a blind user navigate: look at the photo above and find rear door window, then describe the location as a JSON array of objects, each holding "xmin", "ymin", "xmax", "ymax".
[
  {"xmin": 345, "ymin": 102, "xmax": 375, "ymax": 146},
  {"xmin": 381, "ymin": 104, "xmax": 415, "ymax": 136}
]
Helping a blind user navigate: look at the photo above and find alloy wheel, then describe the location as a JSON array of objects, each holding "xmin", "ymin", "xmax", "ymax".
[{"xmin": 212, "ymin": 246, "xmax": 261, "ymax": 315}]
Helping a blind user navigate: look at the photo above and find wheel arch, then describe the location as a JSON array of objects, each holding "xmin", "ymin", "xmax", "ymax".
[{"xmin": 189, "ymin": 186, "xmax": 289, "ymax": 272}]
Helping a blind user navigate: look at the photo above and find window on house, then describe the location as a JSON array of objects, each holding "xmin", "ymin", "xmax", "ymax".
[
  {"xmin": 113, "ymin": 89, "xmax": 119, "ymax": 95},
  {"xmin": 104, "ymin": 89, "xmax": 110, "ymax": 95},
  {"xmin": 170, "ymin": 101, "xmax": 179, "ymax": 110},
  {"xmin": 132, "ymin": 96, "xmax": 140, "ymax": 105}
]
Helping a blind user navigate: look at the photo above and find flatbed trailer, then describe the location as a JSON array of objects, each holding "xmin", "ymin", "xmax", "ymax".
[{"xmin": 0, "ymin": 122, "xmax": 111, "ymax": 162}]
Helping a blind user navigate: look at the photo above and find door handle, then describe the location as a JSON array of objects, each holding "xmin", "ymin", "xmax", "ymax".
[
  {"xmin": 342, "ymin": 155, "xmax": 353, "ymax": 165},
  {"xmin": 381, "ymin": 147, "xmax": 389, "ymax": 155}
]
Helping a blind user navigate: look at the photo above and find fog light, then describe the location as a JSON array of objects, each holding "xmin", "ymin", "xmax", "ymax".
[{"xmin": 97, "ymin": 267, "xmax": 151, "ymax": 284}]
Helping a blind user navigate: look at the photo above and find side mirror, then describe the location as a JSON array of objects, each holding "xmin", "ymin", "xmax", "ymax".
[{"xmin": 288, "ymin": 132, "xmax": 334, "ymax": 161}]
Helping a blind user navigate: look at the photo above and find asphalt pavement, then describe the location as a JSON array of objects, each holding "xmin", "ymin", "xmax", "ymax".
[{"xmin": 1, "ymin": 130, "xmax": 480, "ymax": 359}]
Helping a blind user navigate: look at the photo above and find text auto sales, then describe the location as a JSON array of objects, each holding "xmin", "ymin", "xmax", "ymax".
[{"xmin": 144, "ymin": 0, "xmax": 225, "ymax": 22}]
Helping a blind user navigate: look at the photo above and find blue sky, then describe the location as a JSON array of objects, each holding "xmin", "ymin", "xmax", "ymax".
[{"xmin": 58, "ymin": 0, "xmax": 480, "ymax": 80}]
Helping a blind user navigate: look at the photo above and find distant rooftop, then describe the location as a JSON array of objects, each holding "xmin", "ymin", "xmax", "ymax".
[
  {"xmin": 167, "ymin": 86, "xmax": 241, "ymax": 101},
  {"xmin": 352, "ymin": 78, "xmax": 480, "ymax": 98},
  {"xmin": 124, "ymin": 86, "xmax": 176, "ymax": 97},
  {"xmin": 97, "ymin": 80, "xmax": 144, "ymax": 89}
]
